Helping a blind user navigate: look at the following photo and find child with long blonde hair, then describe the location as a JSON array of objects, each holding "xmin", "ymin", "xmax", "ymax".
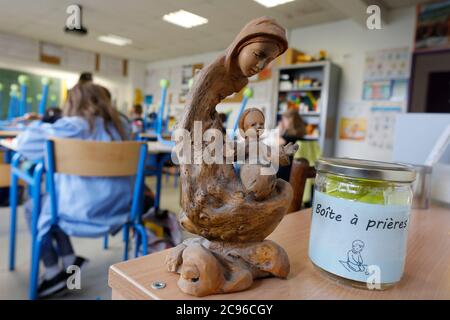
[{"xmin": 17, "ymin": 83, "xmax": 132, "ymax": 298}]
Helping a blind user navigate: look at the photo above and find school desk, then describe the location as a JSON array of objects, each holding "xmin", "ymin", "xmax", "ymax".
[
  {"xmin": 0, "ymin": 138, "xmax": 18, "ymax": 164},
  {"xmin": 0, "ymin": 138, "xmax": 18, "ymax": 152},
  {"xmin": 140, "ymin": 132, "xmax": 172, "ymax": 141},
  {"xmin": 147, "ymin": 141, "xmax": 174, "ymax": 154},
  {"xmin": 108, "ymin": 205, "xmax": 450, "ymax": 300},
  {"xmin": 0, "ymin": 128, "xmax": 21, "ymax": 162},
  {"xmin": 0, "ymin": 130, "xmax": 20, "ymax": 138}
]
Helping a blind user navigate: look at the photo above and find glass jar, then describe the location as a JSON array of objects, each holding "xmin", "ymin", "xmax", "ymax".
[{"xmin": 308, "ymin": 158, "xmax": 416, "ymax": 290}]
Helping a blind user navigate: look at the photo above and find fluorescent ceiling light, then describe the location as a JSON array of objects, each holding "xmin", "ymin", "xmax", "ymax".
[
  {"xmin": 163, "ymin": 10, "xmax": 208, "ymax": 28},
  {"xmin": 253, "ymin": 0, "xmax": 295, "ymax": 8},
  {"xmin": 98, "ymin": 34, "xmax": 132, "ymax": 46}
]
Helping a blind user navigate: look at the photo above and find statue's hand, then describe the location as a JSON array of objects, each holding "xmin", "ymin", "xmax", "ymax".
[
  {"xmin": 284, "ymin": 142, "xmax": 299, "ymax": 156},
  {"xmin": 165, "ymin": 243, "xmax": 187, "ymax": 272}
]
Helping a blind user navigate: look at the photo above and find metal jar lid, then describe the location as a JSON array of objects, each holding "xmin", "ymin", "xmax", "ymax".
[{"xmin": 316, "ymin": 157, "xmax": 416, "ymax": 183}]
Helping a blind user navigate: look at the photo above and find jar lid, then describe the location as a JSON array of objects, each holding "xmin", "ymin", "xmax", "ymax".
[{"xmin": 316, "ymin": 157, "xmax": 416, "ymax": 183}]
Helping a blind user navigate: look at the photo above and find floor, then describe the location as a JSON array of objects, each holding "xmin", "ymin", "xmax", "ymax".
[{"xmin": 0, "ymin": 176, "xmax": 181, "ymax": 300}]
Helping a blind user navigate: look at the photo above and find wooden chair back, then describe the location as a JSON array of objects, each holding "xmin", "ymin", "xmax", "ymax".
[
  {"xmin": 288, "ymin": 158, "xmax": 316, "ymax": 213},
  {"xmin": 0, "ymin": 163, "xmax": 11, "ymax": 187},
  {"xmin": 48, "ymin": 138, "xmax": 144, "ymax": 177}
]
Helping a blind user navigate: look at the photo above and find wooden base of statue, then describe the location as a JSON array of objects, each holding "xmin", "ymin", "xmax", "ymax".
[
  {"xmin": 165, "ymin": 179, "xmax": 292, "ymax": 297},
  {"xmin": 165, "ymin": 238, "xmax": 290, "ymax": 297}
]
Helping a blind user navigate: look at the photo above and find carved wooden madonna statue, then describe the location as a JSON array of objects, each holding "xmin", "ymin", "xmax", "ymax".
[{"xmin": 165, "ymin": 17, "xmax": 295, "ymax": 297}]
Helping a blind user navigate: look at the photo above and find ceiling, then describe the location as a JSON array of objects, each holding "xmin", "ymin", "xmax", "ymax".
[{"xmin": 0, "ymin": 0, "xmax": 429, "ymax": 62}]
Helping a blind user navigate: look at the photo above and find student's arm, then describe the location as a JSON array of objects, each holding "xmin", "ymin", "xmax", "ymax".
[
  {"xmin": 16, "ymin": 117, "xmax": 87, "ymax": 161},
  {"xmin": 119, "ymin": 113, "xmax": 133, "ymax": 140}
]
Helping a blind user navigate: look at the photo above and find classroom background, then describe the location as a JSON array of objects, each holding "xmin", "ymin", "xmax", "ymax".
[{"xmin": 0, "ymin": 0, "xmax": 449, "ymax": 300}]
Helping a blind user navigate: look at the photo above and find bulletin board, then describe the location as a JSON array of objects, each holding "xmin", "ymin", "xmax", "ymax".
[
  {"xmin": 0, "ymin": 68, "xmax": 61, "ymax": 119},
  {"xmin": 415, "ymin": 0, "xmax": 450, "ymax": 52},
  {"xmin": 336, "ymin": 46, "xmax": 413, "ymax": 161},
  {"xmin": 366, "ymin": 102, "xmax": 403, "ymax": 151},
  {"xmin": 339, "ymin": 118, "xmax": 367, "ymax": 141},
  {"xmin": 337, "ymin": 99, "xmax": 405, "ymax": 160},
  {"xmin": 362, "ymin": 47, "xmax": 411, "ymax": 101}
]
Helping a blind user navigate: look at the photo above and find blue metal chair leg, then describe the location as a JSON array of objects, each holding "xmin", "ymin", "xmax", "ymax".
[
  {"xmin": 123, "ymin": 224, "xmax": 130, "ymax": 261},
  {"xmin": 134, "ymin": 232, "xmax": 140, "ymax": 258},
  {"xmin": 28, "ymin": 166, "xmax": 43, "ymax": 299},
  {"xmin": 134, "ymin": 224, "xmax": 148, "ymax": 256},
  {"xmin": 29, "ymin": 236, "xmax": 42, "ymax": 300},
  {"xmin": 5, "ymin": 149, "xmax": 13, "ymax": 163},
  {"xmin": 103, "ymin": 234, "xmax": 109, "ymax": 249},
  {"xmin": 8, "ymin": 172, "xmax": 18, "ymax": 271}
]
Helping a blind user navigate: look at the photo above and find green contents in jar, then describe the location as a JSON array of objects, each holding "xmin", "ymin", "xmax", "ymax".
[{"xmin": 322, "ymin": 173, "xmax": 410, "ymax": 206}]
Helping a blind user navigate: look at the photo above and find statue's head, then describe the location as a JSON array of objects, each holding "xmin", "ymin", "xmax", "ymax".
[
  {"xmin": 238, "ymin": 107, "xmax": 265, "ymax": 139},
  {"xmin": 225, "ymin": 17, "xmax": 288, "ymax": 78}
]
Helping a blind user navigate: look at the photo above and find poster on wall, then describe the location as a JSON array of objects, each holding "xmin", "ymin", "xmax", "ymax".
[
  {"xmin": 362, "ymin": 47, "xmax": 411, "ymax": 101},
  {"xmin": 415, "ymin": 0, "xmax": 450, "ymax": 51},
  {"xmin": 366, "ymin": 102, "xmax": 403, "ymax": 151},
  {"xmin": 362, "ymin": 80, "xmax": 392, "ymax": 100},
  {"xmin": 178, "ymin": 63, "xmax": 203, "ymax": 103},
  {"xmin": 363, "ymin": 47, "xmax": 410, "ymax": 81},
  {"xmin": 339, "ymin": 118, "xmax": 367, "ymax": 141}
]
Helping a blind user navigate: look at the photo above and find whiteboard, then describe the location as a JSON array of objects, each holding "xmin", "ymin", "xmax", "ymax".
[{"xmin": 393, "ymin": 113, "xmax": 450, "ymax": 165}]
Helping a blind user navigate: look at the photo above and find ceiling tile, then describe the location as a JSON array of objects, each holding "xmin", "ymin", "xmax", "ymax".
[{"xmin": 0, "ymin": 0, "xmax": 423, "ymax": 62}]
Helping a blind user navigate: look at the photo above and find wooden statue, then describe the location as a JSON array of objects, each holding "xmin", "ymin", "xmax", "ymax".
[{"xmin": 165, "ymin": 16, "xmax": 296, "ymax": 297}]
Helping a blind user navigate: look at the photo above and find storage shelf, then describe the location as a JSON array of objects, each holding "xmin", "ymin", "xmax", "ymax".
[
  {"xmin": 272, "ymin": 61, "xmax": 341, "ymax": 157},
  {"xmin": 279, "ymin": 87, "xmax": 322, "ymax": 92},
  {"xmin": 277, "ymin": 111, "xmax": 321, "ymax": 116},
  {"xmin": 300, "ymin": 112, "xmax": 321, "ymax": 116}
]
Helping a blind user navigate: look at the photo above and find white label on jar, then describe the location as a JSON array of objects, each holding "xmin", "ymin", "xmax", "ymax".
[{"xmin": 309, "ymin": 191, "xmax": 411, "ymax": 284}]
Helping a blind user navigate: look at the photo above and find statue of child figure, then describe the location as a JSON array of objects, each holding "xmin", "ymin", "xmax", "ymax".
[{"xmin": 237, "ymin": 108, "xmax": 298, "ymax": 201}]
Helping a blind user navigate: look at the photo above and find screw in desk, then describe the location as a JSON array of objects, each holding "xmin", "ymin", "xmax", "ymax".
[{"xmin": 151, "ymin": 281, "xmax": 166, "ymax": 290}]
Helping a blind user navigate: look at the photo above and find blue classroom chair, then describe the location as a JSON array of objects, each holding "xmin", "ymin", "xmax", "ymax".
[
  {"xmin": 9, "ymin": 154, "xmax": 44, "ymax": 272},
  {"xmin": 28, "ymin": 138, "xmax": 148, "ymax": 299}
]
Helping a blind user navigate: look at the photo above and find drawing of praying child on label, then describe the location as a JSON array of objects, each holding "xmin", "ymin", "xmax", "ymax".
[{"xmin": 340, "ymin": 240, "xmax": 370, "ymax": 275}]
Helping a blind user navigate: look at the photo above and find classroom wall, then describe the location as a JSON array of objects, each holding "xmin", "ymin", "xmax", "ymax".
[
  {"xmin": 0, "ymin": 32, "xmax": 137, "ymax": 114},
  {"xmin": 0, "ymin": 54, "xmax": 132, "ymax": 114},
  {"xmin": 288, "ymin": 7, "xmax": 450, "ymax": 203},
  {"xmin": 289, "ymin": 6, "xmax": 416, "ymax": 161},
  {"xmin": 145, "ymin": 7, "xmax": 417, "ymax": 149},
  {"xmin": 128, "ymin": 59, "xmax": 147, "ymax": 107}
]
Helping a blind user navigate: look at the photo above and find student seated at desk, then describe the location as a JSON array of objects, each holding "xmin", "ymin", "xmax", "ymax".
[
  {"xmin": 276, "ymin": 109, "xmax": 306, "ymax": 181},
  {"xmin": 129, "ymin": 104, "xmax": 144, "ymax": 136},
  {"xmin": 42, "ymin": 107, "xmax": 63, "ymax": 124},
  {"xmin": 16, "ymin": 83, "xmax": 132, "ymax": 298}
]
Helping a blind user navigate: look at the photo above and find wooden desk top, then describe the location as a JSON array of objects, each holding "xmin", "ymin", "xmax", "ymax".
[
  {"xmin": 0, "ymin": 138, "xmax": 18, "ymax": 151},
  {"xmin": 140, "ymin": 133, "xmax": 172, "ymax": 140},
  {"xmin": 109, "ymin": 206, "xmax": 450, "ymax": 300},
  {"xmin": 0, "ymin": 130, "xmax": 20, "ymax": 138},
  {"xmin": 147, "ymin": 141, "xmax": 173, "ymax": 154}
]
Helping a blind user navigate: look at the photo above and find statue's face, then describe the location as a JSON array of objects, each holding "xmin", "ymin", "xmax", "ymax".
[
  {"xmin": 238, "ymin": 42, "xmax": 279, "ymax": 77},
  {"xmin": 243, "ymin": 111, "xmax": 265, "ymax": 137}
]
